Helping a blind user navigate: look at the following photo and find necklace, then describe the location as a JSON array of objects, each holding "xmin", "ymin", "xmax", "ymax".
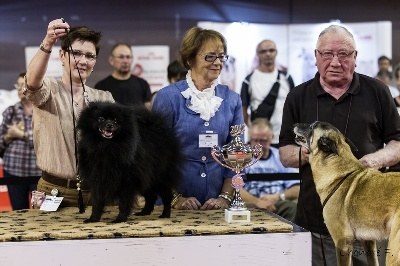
[{"xmin": 70, "ymin": 92, "xmax": 83, "ymax": 107}]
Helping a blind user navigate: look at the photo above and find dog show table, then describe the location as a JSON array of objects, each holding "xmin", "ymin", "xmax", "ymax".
[{"xmin": 0, "ymin": 206, "xmax": 311, "ymax": 265}]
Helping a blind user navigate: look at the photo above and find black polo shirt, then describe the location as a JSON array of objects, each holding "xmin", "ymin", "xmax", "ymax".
[{"xmin": 279, "ymin": 72, "xmax": 400, "ymax": 234}]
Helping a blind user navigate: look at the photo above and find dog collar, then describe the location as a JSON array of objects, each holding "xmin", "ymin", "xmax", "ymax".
[{"xmin": 321, "ymin": 172, "xmax": 352, "ymax": 209}]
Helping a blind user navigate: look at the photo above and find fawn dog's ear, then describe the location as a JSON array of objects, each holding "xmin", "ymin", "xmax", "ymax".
[
  {"xmin": 317, "ymin": 136, "xmax": 338, "ymax": 155},
  {"xmin": 345, "ymin": 137, "xmax": 358, "ymax": 152}
]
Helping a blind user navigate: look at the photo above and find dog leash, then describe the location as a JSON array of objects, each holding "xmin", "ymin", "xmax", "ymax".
[{"xmin": 321, "ymin": 172, "xmax": 352, "ymax": 209}]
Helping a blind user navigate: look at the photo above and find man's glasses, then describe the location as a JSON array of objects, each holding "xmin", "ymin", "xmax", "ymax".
[
  {"xmin": 68, "ymin": 50, "xmax": 97, "ymax": 61},
  {"xmin": 316, "ymin": 50, "xmax": 355, "ymax": 60},
  {"xmin": 257, "ymin": 49, "xmax": 277, "ymax": 54},
  {"xmin": 200, "ymin": 54, "xmax": 229, "ymax": 63},
  {"xmin": 112, "ymin": 55, "xmax": 133, "ymax": 60}
]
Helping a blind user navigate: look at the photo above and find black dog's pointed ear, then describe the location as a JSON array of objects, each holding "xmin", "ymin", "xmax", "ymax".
[
  {"xmin": 345, "ymin": 137, "xmax": 358, "ymax": 152},
  {"xmin": 317, "ymin": 136, "xmax": 338, "ymax": 155}
]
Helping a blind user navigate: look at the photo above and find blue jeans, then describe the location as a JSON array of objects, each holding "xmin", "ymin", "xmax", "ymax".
[{"xmin": 4, "ymin": 170, "xmax": 38, "ymax": 210}]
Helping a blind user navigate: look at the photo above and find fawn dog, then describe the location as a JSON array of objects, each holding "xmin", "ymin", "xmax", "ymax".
[{"xmin": 294, "ymin": 121, "xmax": 400, "ymax": 266}]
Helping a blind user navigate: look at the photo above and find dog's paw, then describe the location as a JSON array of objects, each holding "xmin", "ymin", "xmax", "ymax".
[
  {"xmin": 83, "ymin": 217, "xmax": 100, "ymax": 223},
  {"xmin": 134, "ymin": 210, "xmax": 152, "ymax": 216},
  {"xmin": 111, "ymin": 217, "xmax": 128, "ymax": 223},
  {"xmin": 158, "ymin": 214, "xmax": 170, "ymax": 218}
]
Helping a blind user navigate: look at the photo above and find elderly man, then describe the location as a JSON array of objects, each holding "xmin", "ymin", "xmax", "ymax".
[{"xmin": 279, "ymin": 25, "xmax": 400, "ymax": 265}]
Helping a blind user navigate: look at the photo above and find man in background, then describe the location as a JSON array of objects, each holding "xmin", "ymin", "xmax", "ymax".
[
  {"xmin": 240, "ymin": 118, "xmax": 299, "ymax": 222},
  {"xmin": 95, "ymin": 43, "xmax": 151, "ymax": 109},
  {"xmin": 376, "ymin": 69, "xmax": 400, "ymax": 106},
  {"xmin": 377, "ymin": 55, "xmax": 392, "ymax": 76},
  {"xmin": 167, "ymin": 60, "xmax": 187, "ymax": 84},
  {"xmin": 240, "ymin": 39, "xmax": 294, "ymax": 147}
]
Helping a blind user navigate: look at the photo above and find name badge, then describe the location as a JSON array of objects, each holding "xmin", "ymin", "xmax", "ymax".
[
  {"xmin": 40, "ymin": 196, "xmax": 64, "ymax": 212},
  {"xmin": 199, "ymin": 131, "xmax": 218, "ymax": 148}
]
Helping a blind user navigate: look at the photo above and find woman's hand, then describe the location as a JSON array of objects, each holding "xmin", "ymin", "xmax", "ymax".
[
  {"xmin": 42, "ymin": 18, "xmax": 70, "ymax": 49},
  {"xmin": 174, "ymin": 196, "xmax": 202, "ymax": 210},
  {"xmin": 5, "ymin": 121, "xmax": 25, "ymax": 140},
  {"xmin": 201, "ymin": 197, "xmax": 229, "ymax": 210}
]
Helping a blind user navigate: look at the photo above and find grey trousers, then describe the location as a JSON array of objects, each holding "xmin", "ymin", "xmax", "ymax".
[{"xmin": 311, "ymin": 233, "xmax": 388, "ymax": 266}]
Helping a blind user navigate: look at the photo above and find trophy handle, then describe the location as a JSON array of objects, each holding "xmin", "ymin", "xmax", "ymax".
[
  {"xmin": 241, "ymin": 143, "xmax": 263, "ymax": 169},
  {"xmin": 242, "ymin": 152, "xmax": 263, "ymax": 169}
]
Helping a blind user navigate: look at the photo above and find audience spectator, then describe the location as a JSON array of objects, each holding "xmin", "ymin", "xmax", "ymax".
[
  {"xmin": 167, "ymin": 60, "xmax": 188, "ymax": 84},
  {"xmin": 240, "ymin": 118, "xmax": 299, "ymax": 222},
  {"xmin": 95, "ymin": 43, "xmax": 151, "ymax": 109},
  {"xmin": 377, "ymin": 55, "xmax": 396, "ymax": 87},
  {"xmin": 0, "ymin": 72, "xmax": 42, "ymax": 210},
  {"xmin": 151, "ymin": 60, "xmax": 188, "ymax": 106},
  {"xmin": 240, "ymin": 39, "xmax": 294, "ymax": 147},
  {"xmin": 152, "ymin": 26, "xmax": 243, "ymax": 210},
  {"xmin": 377, "ymin": 55, "xmax": 392, "ymax": 75},
  {"xmin": 24, "ymin": 19, "xmax": 114, "ymax": 208},
  {"xmin": 279, "ymin": 24, "xmax": 400, "ymax": 266},
  {"xmin": 394, "ymin": 63, "xmax": 400, "ymax": 90},
  {"xmin": 376, "ymin": 69, "xmax": 400, "ymax": 106}
]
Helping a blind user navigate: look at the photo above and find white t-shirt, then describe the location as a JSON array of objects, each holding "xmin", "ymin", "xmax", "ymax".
[
  {"xmin": 388, "ymin": 85, "xmax": 400, "ymax": 98},
  {"xmin": 249, "ymin": 68, "xmax": 292, "ymax": 144}
]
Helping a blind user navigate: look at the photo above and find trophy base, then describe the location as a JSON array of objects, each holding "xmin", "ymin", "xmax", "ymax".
[{"xmin": 224, "ymin": 209, "xmax": 251, "ymax": 223}]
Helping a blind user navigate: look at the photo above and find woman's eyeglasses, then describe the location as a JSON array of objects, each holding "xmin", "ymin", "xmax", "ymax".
[
  {"xmin": 200, "ymin": 54, "xmax": 229, "ymax": 63},
  {"xmin": 68, "ymin": 50, "xmax": 97, "ymax": 61}
]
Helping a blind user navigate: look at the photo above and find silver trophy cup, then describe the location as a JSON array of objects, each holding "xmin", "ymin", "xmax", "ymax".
[{"xmin": 211, "ymin": 124, "xmax": 262, "ymax": 214}]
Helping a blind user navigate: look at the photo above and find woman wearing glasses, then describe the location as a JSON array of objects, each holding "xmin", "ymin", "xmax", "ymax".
[
  {"xmin": 152, "ymin": 26, "xmax": 244, "ymax": 210},
  {"xmin": 24, "ymin": 19, "xmax": 114, "ymax": 208}
]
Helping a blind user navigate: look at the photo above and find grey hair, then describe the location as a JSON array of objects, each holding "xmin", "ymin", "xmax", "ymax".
[{"xmin": 316, "ymin": 25, "xmax": 356, "ymax": 49}]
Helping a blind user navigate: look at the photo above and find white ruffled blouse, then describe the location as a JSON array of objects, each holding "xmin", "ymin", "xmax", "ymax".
[{"xmin": 181, "ymin": 70, "xmax": 223, "ymax": 121}]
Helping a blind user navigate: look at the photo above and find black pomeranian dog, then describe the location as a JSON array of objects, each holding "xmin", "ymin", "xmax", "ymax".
[{"xmin": 77, "ymin": 101, "xmax": 182, "ymax": 223}]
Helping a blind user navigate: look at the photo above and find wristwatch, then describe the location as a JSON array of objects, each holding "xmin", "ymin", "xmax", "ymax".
[{"xmin": 279, "ymin": 193, "xmax": 286, "ymax": 201}]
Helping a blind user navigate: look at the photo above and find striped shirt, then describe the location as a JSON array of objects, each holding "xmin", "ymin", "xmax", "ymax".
[{"xmin": 244, "ymin": 146, "xmax": 299, "ymax": 197}]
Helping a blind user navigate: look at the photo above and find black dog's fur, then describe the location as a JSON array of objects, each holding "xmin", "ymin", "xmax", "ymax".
[{"xmin": 77, "ymin": 101, "xmax": 182, "ymax": 223}]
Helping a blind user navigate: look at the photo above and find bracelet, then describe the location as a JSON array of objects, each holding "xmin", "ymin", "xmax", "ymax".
[
  {"xmin": 218, "ymin": 194, "xmax": 232, "ymax": 203},
  {"xmin": 171, "ymin": 193, "xmax": 182, "ymax": 208},
  {"xmin": 279, "ymin": 193, "xmax": 286, "ymax": 201},
  {"xmin": 39, "ymin": 43, "xmax": 52, "ymax": 54}
]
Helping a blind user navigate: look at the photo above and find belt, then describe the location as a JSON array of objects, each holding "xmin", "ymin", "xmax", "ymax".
[{"xmin": 42, "ymin": 172, "xmax": 88, "ymax": 190}]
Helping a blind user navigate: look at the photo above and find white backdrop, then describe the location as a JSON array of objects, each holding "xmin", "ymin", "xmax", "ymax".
[{"xmin": 131, "ymin": 45, "xmax": 170, "ymax": 93}]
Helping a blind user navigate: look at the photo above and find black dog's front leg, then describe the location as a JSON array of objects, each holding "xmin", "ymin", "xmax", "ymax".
[
  {"xmin": 135, "ymin": 191, "xmax": 157, "ymax": 217},
  {"xmin": 112, "ymin": 190, "xmax": 135, "ymax": 223},
  {"xmin": 84, "ymin": 193, "xmax": 105, "ymax": 223}
]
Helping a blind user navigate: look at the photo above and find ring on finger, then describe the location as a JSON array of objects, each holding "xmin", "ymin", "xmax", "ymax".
[{"xmin": 52, "ymin": 23, "xmax": 56, "ymax": 29}]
